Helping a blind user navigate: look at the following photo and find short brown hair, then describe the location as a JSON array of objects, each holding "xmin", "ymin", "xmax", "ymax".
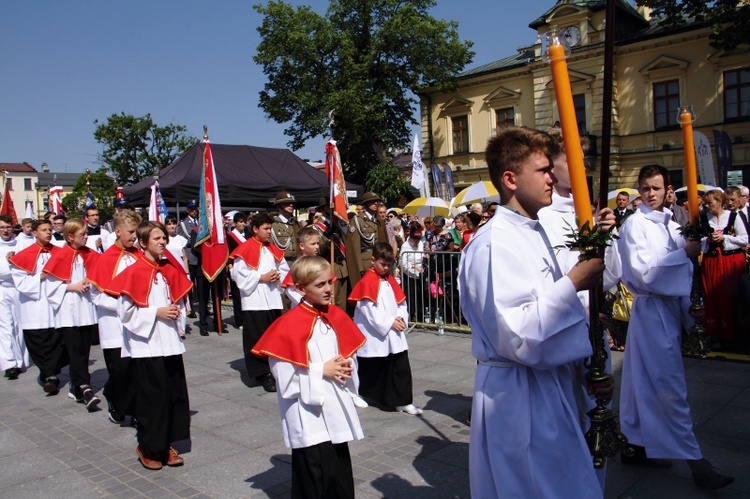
[
  {"xmin": 137, "ymin": 221, "xmax": 168, "ymax": 245},
  {"xmin": 372, "ymin": 242, "xmax": 395, "ymax": 262},
  {"xmin": 32, "ymin": 219, "xmax": 52, "ymax": 232},
  {"xmin": 637, "ymin": 164, "xmax": 669, "ymax": 188},
  {"xmin": 297, "ymin": 226, "xmax": 319, "ymax": 244},
  {"xmin": 485, "ymin": 126, "xmax": 559, "ymax": 193}
]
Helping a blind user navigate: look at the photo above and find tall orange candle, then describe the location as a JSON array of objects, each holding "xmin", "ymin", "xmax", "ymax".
[
  {"xmin": 679, "ymin": 107, "xmax": 699, "ymax": 225},
  {"xmin": 548, "ymin": 36, "xmax": 594, "ymax": 229}
]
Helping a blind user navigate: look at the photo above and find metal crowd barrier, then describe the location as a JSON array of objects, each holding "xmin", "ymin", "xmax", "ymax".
[{"xmin": 398, "ymin": 250, "xmax": 470, "ymax": 333}]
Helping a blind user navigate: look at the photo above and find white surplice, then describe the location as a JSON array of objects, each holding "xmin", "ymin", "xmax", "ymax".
[
  {"xmin": 458, "ymin": 207, "xmax": 601, "ymax": 499},
  {"xmin": 0, "ymin": 238, "xmax": 30, "ymax": 370},
  {"xmin": 269, "ymin": 313, "xmax": 363, "ymax": 449},
  {"xmin": 11, "ymin": 251, "xmax": 56, "ymax": 330},
  {"xmin": 353, "ymin": 279, "xmax": 409, "ymax": 358},
  {"xmin": 91, "ymin": 250, "xmax": 140, "ymax": 349},
  {"xmin": 230, "ymin": 247, "xmax": 289, "ymax": 311},
  {"xmin": 617, "ymin": 205, "xmax": 702, "ymax": 460},
  {"xmin": 46, "ymin": 253, "xmax": 97, "ymax": 328}
]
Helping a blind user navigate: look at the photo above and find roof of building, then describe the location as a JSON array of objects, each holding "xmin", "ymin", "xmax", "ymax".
[
  {"xmin": 0, "ymin": 162, "xmax": 37, "ymax": 173},
  {"xmin": 459, "ymin": 49, "xmax": 536, "ymax": 79},
  {"xmin": 528, "ymin": 0, "xmax": 644, "ymax": 29},
  {"xmin": 37, "ymin": 172, "xmax": 82, "ymax": 188}
]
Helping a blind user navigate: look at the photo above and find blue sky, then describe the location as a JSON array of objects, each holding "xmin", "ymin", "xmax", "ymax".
[{"xmin": 1, "ymin": 0, "xmax": 562, "ymax": 174}]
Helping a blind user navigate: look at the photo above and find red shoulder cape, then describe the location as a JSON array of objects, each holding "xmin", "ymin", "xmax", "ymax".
[
  {"xmin": 105, "ymin": 255, "xmax": 193, "ymax": 306},
  {"xmin": 42, "ymin": 244, "xmax": 100, "ymax": 282},
  {"xmin": 252, "ymin": 301, "xmax": 366, "ymax": 368},
  {"xmin": 87, "ymin": 243, "xmax": 143, "ymax": 290},
  {"xmin": 348, "ymin": 268, "xmax": 406, "ymax": 305},
  {"xmin": 229, "ymin": 237, "xmax": 284, "ymax": 269},
  {"xmin": 9, "ymin": 242, "xmax": 59, "ymax": 274}
]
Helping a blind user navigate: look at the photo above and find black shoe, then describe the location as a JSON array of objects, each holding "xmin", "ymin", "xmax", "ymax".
[
  {"xmin": 68, "ymin": 383, "xmax": 84, "ymax": 403},
  {"xmin": 82, "ymin": 388, "xmax": 101, "ymax": 411},
  {"xmin": 620, "ymin": 444, "xmax": 672, "ymax": 469},
  {"xmin": 5, "ymin": 367, "xmax": 19, "ymax": 380},
  {"xmin": 688, "ymin": 459, "xmax": 734, "ymax": 490},
  {"xmin": 187, "ymin": 311, "xmax": 197, "ymax": 319},
  {"xmin": 43, "ymin": 376, "xmax": 60, "ymax": 395},
  {"xmin": 262, "ymin": 373, "xmax": 277, "ymax": 392},
  {"xmin": 200, "ymin": 328, "xmax": 209, "ymax": 336},
  {"xmin": 107, "ymin": 402, "xmax": 125, "ymax": 424}
]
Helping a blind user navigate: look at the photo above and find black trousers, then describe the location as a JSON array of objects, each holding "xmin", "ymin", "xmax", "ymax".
[
  {"xmin": 242, "ymin": 309, "xmax": 281, "ymax": 378},
  {"xmin": 102, "ymin": 347, "xmax": 134, "ymax": 416},
  {"xmin": 132, "ymin": 355, "xmax": 190, "ymax": 452},
  {"xmin": 229, "ymin": 276, "xmax": 243, "ymax": 328},
  {"xmin": 291, "ymin": 441, "xmax": 354, "ymax": 499},
  {"xmin": 60, "ymin": 325, "xmax": 93, "ymax": 388},
  {"xmin": 23, "ymin": 328, "xmax": 67, "ymax": 380},
  {"xmin": 188, "ymin": 263, "xmax": 199, "ymax": 307},
  {"xmin": 197, "ymin": 271, "xmax": 225, "ymax": 330},
  {"xmin": 357, "ymin": 351, "xmax": 414, "ymax": 409}
]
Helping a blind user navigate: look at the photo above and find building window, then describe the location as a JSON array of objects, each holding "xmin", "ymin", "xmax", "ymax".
[
  {"xmin": 653, "ymin": 80, "xmax": 680, "ymax": 130},
  {"xmin": 452, "ymin": 115, "xmax": 469, "ymax": 154},
  {"xmin": 495, "ymin": 107, "xmax": 515, "ymax": 128},
  {"xmin": 24, "ymin": 178, "xmax": 32, "ymax": 191},
  {"xmin": 573, "ymin": 94, "xmax": 587, "ymax": 134},
  {"xmin": 5, "ymin": 178, "xmax": 12, "ymax": 191},
  {"xmin": 724, "ymin": 68, "xmax": 750, "ymax": 121}
]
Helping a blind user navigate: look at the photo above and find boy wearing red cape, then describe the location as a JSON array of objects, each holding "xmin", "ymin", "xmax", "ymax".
[
  {"xmin": 106, "ymin": 221, "xmax": 193, "ymax": 471},
  {"xmin": 349, "ymin": 242, "xmax": 422, "ymax": 416},
  {"xmin": 252, "ymin": 256, "xmax": 365, "ymax": 499}
]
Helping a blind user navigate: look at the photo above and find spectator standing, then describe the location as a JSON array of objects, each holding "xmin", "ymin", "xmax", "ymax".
[{"xmin": 177, "ymin": 200, "xmax": 199, "ymax": 318}]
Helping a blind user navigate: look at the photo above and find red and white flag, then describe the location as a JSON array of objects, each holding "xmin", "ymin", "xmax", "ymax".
[
  {"xmin": 195, "ymin": 139, "xmax": 228, "ymax": 281},
  {"xmin": 48, "ymin": 186, "xmax": 65, "ymax": 216},
  {"xmin": 0, "ymin": 173, "xmax": 18, "ymax": 226},
  {"xmin": 325, "ymin": 139, "xmax": 349, "ymax": 231}
]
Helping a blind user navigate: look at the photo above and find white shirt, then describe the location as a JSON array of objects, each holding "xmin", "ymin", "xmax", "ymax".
[
  {"xmin": 118, "ymin": 271, "xmax": 187, "ymax": 359},
  {"xmin": 269, "ymin": 313, "xmax": 364, "ymax": 449},
  {"xmin": 0, "ymin": 238, "xmax": 17, "ymax": 287},
  {"xmin": 91, "ymin": 250, "xmax": 140, "ymax": 349},
  {"xmin": 14, "ymin": 233, "xmax": 36, "ymax": 251},
  {"xmin": 165, "ymin": 233, "xmax": 189, "ymax": 272},
  {"xmin": 400, "ymin": 238, "xmax": 425, "ymax": 279},
  {"xmin": 230, "ymin": 246, "xmax": 289, "ymax": 311},
  {"xmin": 354, "ymin": 279, "xmax": 409, "ymax": 358},
  {"xmin": 11, "ymin": 251, "xmax": 56, "ymax": 330},
  {"xmin": 85, "ymin": 226, "xmax": 112, "ymax": 252},
  {"xmin": 46, "ymin": 253, "xmax": 97, "ymax": 328},
  {"xmin": 700, "ymin": 210, "xmax": 748, "ymax": 252}
]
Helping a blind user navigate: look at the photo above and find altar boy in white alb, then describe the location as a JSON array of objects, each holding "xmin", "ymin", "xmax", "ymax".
[
  {"xmin": 617, "ymin": 164, "xmax": 733, "ymax": 490},
  {"xmin": 458, "ymin": 126, "xmax": 609, "ymax": 498},
  {"xmin": 0, "ymin": 215, "xmax": 30, "ymax": 380}
]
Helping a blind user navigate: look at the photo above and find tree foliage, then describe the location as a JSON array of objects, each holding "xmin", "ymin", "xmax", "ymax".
[
  {"xmin": 61, "ymin": 169, "xmax": 118, "ymax": 221},
  {"xmin": 637, "ymin": 0, "xmax": 750, "ymax": 51},
  {"xmin": 93, "ymin": 112, "xmax": 197, "ymax": 186},
  {"xmin": 364, "ymin": 160, "xmax": 410, "ymax": 204},
  {"xmin": 253, "ymin": 0, "xmax": 474, "ymax": 184}
]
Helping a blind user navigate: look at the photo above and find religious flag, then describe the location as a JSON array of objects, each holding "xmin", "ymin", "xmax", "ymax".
[
  {"xmin": 0, "ymin": 173, "xmax": 18, "ymax": 226},
  {"xmin": 148, "ymin": 181, "xmax": 169, "ymax": 223},
  {"xmin": 694, "ymin": 131, "xmax": 715, "ymax": 186},
  {"xmin": 84, "ymin": 190, "xmax": 96, "ymax": 209},
  {"xmin": 48, "ymin": 186, "xmax": 65, "ymax": 216},
  {"xmin": 431, "ymin": 162, "xmax": 444, "ymax": 200},
  {"xmin": 24, "ymin": 200, "xmax": 34, "ymax": 220},
  {"xmin": 442, "ymin": 163, "xmax": 456, "ymax": 200},
  {"xmin": 410, "ymin": 134, "xmax": 428, "ymax": 197},
  {"xmin": 325, "ymin": 138, "xmax": 349, "ymax": 231},
  {"xmin": 195, "ymin": 139, "xmax": 228, "ymax": 281}
]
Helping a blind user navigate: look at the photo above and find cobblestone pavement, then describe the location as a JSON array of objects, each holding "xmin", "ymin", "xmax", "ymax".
[{"xmin": 0, "ymin": 320, "xmax": 748, "ymax": 498}]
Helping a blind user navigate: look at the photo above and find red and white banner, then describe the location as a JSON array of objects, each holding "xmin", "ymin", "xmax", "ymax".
[
  {"xmin": 325, "ymin": 139, "xmax": 349, "ymax": 230},
  {"xmin": 195, "ymin": 140, "xmax": 228, "ymax": 281},
  {"xmin": 48, "ymin": 186, "xmax": 64, "ymax": 216}
]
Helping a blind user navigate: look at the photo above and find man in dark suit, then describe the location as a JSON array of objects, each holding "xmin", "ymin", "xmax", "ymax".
[
  {"xmin": 614, "ymin": 191, "xmax": 634, "ymax": 228},
  {"xmin": 727, "ymin": 186, "xmax": 750, "ymax": 234},
  {"xmin": 178, "ymin": 200, "xmax": 200, "ymax": 321}
]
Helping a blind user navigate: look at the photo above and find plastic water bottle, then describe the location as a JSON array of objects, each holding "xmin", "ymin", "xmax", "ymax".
[
  {"xmin": 424, "ymin": 306, "xmax": 431, "ymax": 324},
  {"xmin": 436, "ymin": 312, "xmax": 444, "ymax": 336}
]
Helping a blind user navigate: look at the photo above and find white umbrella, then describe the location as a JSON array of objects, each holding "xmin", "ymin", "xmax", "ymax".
[
  {"xmin": 675, "ymin": 184, "xmax": 721, "ymax": 194},
  {"xmin": 452, "ymin": 181, "xmax": 499, "ymax": 206},
  {"xmin": 402, "ymin": 197, "xmax": 457, "ymax": 218}
]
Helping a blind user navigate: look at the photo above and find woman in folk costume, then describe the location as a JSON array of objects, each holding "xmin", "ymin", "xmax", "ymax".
[
  {"xmin": 699, "ymin": 189, "xmax": 748, "ymax": 346},
  {"xmin": 252, "ymin": 256, "xmax": 365, "ymax": 499},
  {"xmin": 87, "ymin": 209, "xmax": 143, "ymax": 424},
  {"xmin": 9, "ymin": 219, "xmax": 67, "ymax": 395},
  {"xmin": 106, "ymin": 221, "xmax": 193, "ymax": 471},
  {"xmin": 349, "ymin": 242, "xmax": 422, "ymax": 416},
  {"xmin": 43, "ymin": 219, "xmax": 101, "ymax": 410}
]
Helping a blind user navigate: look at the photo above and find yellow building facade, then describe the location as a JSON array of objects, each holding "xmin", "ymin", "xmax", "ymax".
[{"xmin": 420, "ymin": 0, "xmax": 750, "ymax": 198}]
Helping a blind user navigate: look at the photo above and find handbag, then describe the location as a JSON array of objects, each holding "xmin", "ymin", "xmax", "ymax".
[
  {"xmin": 612, "ymin": 282, "xmax": 633, "ymax": 322},
  {"xmin": 430, "ymin": 274, "xmax": 444, "ymax": 299}
]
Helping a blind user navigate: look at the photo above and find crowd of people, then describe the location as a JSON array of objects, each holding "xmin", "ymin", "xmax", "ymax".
[{"xmin": 1, "ymin": 124, "xmax": 747, "ymax": 496}]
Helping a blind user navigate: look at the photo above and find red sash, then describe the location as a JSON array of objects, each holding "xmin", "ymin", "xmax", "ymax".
[
  {"xmin": 42, "ymin": 244, "xmax": 100, "ymax": 282},
  {"xmin": 348, "ymin": 268, "xmax": 406, "ymax": 305},
  {"xmin": 230, "ymin": 237, "xmax": 284, "ymax": 269},
  {"xmin": 8, "ymin": 242, "xmax": 59, "ymax": 274},
  {"xmin": 106, "ymin": 256, "xmax": 193, "ymax": 306},
  {"xmin": 252, "ymin": 301, "xmax": 365, "ymax": 368},
  {"xmin": 87, "ymin": 243, "xmax": 143, "ymax": 290}
]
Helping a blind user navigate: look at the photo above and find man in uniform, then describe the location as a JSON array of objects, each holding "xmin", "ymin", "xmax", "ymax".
[
  {"xmin": 177, "ymin": 200, "xmax": 199, "ymax": 318},
  {"xmin": 270, "ymin": 192, "xmax": 300, "ymax": 265},
  {"xmin": 349, "ymin": 192, "xmax": 388, "ymax": 287},
  {"xmin": 311, "ymin": 198, "xmax": 358, "ymax": 312}
]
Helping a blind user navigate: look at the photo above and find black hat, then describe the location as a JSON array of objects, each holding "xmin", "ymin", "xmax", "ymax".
[
  {"xmin": 271, "ymin": 192, "xmax": 296, "ymax": 205},
  {"xmin": 360, "ymin": 192, "xmax": 382, "ymax": 204},
  {"xmin": 186, "ymin": 200, "xmax": 198, "ymax": 208},
  {"xmin": 114, "ymin": 197, "xmax": 129, "ymax": 207}
]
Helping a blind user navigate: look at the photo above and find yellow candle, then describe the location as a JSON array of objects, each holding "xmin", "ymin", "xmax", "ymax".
[
  {"xmin": 680, "ymin": 109, "xmax": 699, "ymax": 225},
  {"xmin": 548, "ymin": 42, "xmax": 594, "ymax": 229}
]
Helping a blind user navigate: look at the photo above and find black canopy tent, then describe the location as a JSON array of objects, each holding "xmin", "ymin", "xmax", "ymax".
[{"xmin": 122, "ymin": 143, "xmax": 362, "ymax": 208}]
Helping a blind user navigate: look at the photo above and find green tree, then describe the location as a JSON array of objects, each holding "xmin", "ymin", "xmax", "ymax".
[
  {"xmin": 93, "ymin": 112, "xmax": 197, "ymax": 186},
  {"xmin": 61, "ymin": 168, "xmax": 118, "ymax": 221},
  {"xmin": 253, "ymin": 0, "xmax": 473, "ymax": 183},
  {"xmin": 637, "ymin": 0, "xmax": 749, "ymax": 51},
  {"xmin": 364, "ymin": 160, "xmax": 410, "ymax": 204}
]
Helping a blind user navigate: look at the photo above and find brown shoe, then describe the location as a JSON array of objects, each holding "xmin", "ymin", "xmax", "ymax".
[
  {"xmin": 165, "ymin": 447, "xmax": 184, "ymax": 467},
  {"xmin": 136, "ymin": 445, "xmax": 163, "ymax": 470}
]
